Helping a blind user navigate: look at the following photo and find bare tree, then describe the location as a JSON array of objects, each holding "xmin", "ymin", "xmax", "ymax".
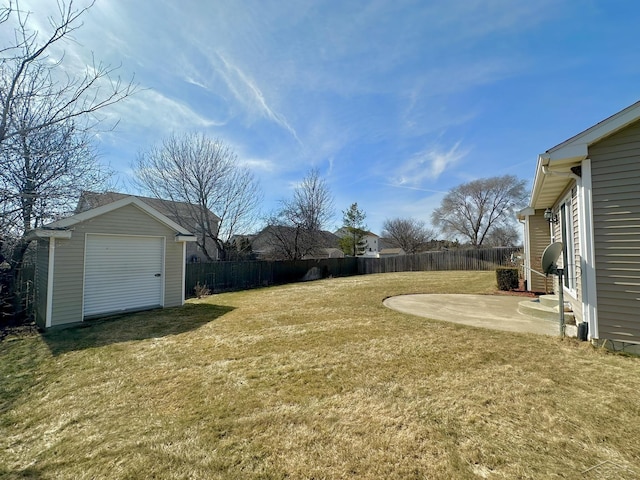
[
  {"xmin": 264, "ymin": 168, "xmax": 335, "ymax": 260},
  {"xmin": 381, "ymin": 217, "xmax": 434, "ymax": 254},
  {"xmin": 134, "ymin": 133, "xmax": 263, "ymax": 261},
  {"xmin": 290, "ymin": 168, "xmax": 334, "ymax": 231},
  {"xmin": 431, "ymin": 175, "xmax": 526, "ymax": 247},
  {"xmin": 0, "ymin": 0, "xmax": 136, "ymax": 146}
]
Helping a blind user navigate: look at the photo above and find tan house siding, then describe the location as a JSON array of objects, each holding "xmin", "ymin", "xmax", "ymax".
[
  {"xmin": 527, "ymin": 211, "xmax": 551, "ymax": 293},
  {"xmin": 34, "ymin": 239, "xmax": 49, "ymax": 328},
  {"xmin": 589, "ymin": 119, "xmax": 640, "ymax": 344},
  {"xmin": 49, "ymin": 203, "xmax": 184, "ymax": 327}
]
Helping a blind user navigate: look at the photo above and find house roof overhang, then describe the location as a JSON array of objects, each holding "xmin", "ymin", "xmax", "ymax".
[{"xmin": 528, "ymin": 100, "xmax": 640, "ymax": 210}]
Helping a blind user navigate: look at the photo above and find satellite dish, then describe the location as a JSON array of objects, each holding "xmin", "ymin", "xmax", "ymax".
[{"xmin": 541, "ymin": 242, "xmax": 563, "ymax": 275}]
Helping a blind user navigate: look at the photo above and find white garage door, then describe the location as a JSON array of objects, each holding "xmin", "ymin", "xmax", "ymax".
[{"xmin": 84, "ymin": 234, "xmax": 164, "ymax": 317}]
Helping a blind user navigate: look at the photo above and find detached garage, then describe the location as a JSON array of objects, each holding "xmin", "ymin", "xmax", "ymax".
[{"xmin": 30, "ymin": 196, "xmax": 196, "ymax": 329}]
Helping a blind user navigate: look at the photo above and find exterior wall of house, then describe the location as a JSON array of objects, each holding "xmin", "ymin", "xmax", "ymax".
[
  {"xmin": 526, "ymin": 210, "xmax": 551, "ymax": 293},
  {"xmin": 362, "ymin": 235, "xmax": 379, "ymax": 256},
  {"xmin": 34, "ymin": 239, "xmax": 50, "ymax": 329},
  {"xmin": 48, "ymin": 204, "xmax": 185, "ymax": 327},
  {"xmin": 589, "ymin": 120, "xmax": 640, "ymax": 345}
]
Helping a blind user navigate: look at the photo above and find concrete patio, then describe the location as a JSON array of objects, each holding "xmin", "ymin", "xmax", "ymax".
[{"xmin": 383, "ymin": 294, "xmax": 562, "ymax": 336}]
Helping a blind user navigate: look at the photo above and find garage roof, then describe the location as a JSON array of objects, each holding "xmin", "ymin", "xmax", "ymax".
[{"xmin": 32, "ymin": 196, "xmax": 196, "ymax": 240}]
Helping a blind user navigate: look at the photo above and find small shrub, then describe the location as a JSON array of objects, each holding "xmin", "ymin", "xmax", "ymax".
[
  {"xmin": 496, "ymin": 267, "xmax": 519, "ymax": 291},
  {"xmin": 194, "ymin": 282, "xmax": 211, "ymax": 299}
]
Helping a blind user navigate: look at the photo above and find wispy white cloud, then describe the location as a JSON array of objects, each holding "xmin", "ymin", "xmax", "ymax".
[
  {"xmin": 238, "ymin": 157, "xmax": 276, "ymax": 172},
  {"xmin": 211, "ymin": 51, "xmax": 301, "ymax": 143},
  {"xmin": 393, "ymin": 142, "xmax": 470, "ymax": 186},
  {"xmin": 100, "ymin": 89, "xmax": 224, "ymax": 137}
]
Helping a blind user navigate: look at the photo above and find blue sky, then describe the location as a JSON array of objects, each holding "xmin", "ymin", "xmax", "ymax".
[{"xmin": 14, "ymin": 0, "xmax": 640, "ymax": 234}]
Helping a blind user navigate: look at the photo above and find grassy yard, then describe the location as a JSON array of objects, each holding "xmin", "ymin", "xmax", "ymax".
[{"xmin": 1, "ymin": 271, "xmax": 639, "ymax": 479}]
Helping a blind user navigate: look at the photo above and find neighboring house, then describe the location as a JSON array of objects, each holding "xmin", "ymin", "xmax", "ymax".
[
  {"xmin": 334, "ymin": 228, "xmax": 380, "ymax": 257},
  {"xmin": 28, "ymin": 196, "xmax": 196, "ymax": 329},
  {"xmin": 378, "ymin": 247, "xmax": 406, "ymax": 257},
  {"xmin": 518, "ymin": 100, "xmax": 640, "ymax": 353},
  {"xmin": 361, "ymin": 233, "xmax": 381, "ymax": 257},
  {"xmin": 226, "ymin": 234, "xmax": 257, "ymax": 261},
  {"xmin": 377, "ymin": 237, "xmax": 406, "ymax": 257},
  {"xmin": 252, "ymin": 226, "xmax": 343, "ymax": 260},
  {"xmin": 77, "ymin": 191, "xmax": 221, "ymax": 262}
]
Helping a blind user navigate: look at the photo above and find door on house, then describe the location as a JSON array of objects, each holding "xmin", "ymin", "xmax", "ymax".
[{"xmin": 83, "ymin": 234, "xmax": 164, "ymax": 317}]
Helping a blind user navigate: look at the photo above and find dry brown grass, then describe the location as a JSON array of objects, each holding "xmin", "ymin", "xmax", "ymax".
[{"xmin": 1, "ymin": 271, "xmax": 639, "ymax": 479}]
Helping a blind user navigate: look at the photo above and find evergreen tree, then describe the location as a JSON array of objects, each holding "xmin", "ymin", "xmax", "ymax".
[{"xmin": 339, "ymin": 203, "xmax": 367, "ymax": 256}]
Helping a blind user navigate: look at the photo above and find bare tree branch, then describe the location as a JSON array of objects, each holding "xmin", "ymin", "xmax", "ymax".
[
  {"xmin": 133, "ymin": 133, "xmax": 263, "ymax": 261},
  {"xmin": 0, "ymin": 0, "xmax": 136, "ymax": 145}
]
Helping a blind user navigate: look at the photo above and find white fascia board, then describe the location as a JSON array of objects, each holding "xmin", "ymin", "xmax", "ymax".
[
  {"xmin": 517, "ymin": 207, "xmax": 535, "ymax": 220},
  {"xmin": 546, "ymin": 143, "xmax": 588, "ymax": 163},
  {"xmin": 175, "ymin": 235, "xmax": 197, "ymax": 242},
  {"xmin": 45, "ymin": 196, "xmax": 194, "ymax": 236},
  {"xmin": 529, "ymin": 155, "xmax": 548, "ymax": 209},
  {"xmin": 30, "ymin": 229, "xmax": 73, "ymax": 239}
]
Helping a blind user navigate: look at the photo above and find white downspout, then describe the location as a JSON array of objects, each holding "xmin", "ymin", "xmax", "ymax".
[
  {"xmin": 182, "ymin": 241, "xmax": 187, "ymax": 305},
  {"xmin": 578, "ymin": 159, "xmax": 598, "ymax": 340},
  {"xmin": 46, "ymin": 238, "xmax": 56, "ymax": 328}
]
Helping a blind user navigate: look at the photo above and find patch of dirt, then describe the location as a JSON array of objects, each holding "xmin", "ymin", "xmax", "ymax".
[{"xmin": 0, "ymin": 321, "xmax": 40, "ymax": 342}]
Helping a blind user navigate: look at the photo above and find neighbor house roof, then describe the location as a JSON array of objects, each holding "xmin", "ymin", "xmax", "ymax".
[{"xmin": 529, "ymin": 100, "xmax": 640, "ymax": 209}]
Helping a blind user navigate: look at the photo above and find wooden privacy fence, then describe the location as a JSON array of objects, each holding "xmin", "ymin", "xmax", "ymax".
[
  {"xmin": 185, "ymin": 247, "xmax": 520, "ymax": 297},
  {"xmin": 357, "ymin": 247, "xmax": 519, "ymax": 275}
]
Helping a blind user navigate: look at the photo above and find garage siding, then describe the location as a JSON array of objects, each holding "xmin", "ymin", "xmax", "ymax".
[
  {"xmin": 49, "ymin": 204, "xmax": 184, "ymax": 327},
  {"xmin": 589, "ymin": 119, "xmax": 640, "ymax": 344}
]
